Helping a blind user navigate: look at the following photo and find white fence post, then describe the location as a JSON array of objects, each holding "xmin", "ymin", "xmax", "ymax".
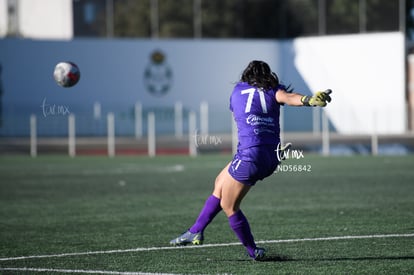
[
  {"xmin": 148, "ymin": 112, "xmax": 156, "ymax": 157},
  {"xmin": 93, "ymin": 102, "xmax": 101, "ymax": 120},
  {"xmin": 371, "ymin": 133, "xmax": 378, "ymax": 156},
  {"xmin": 313, "ymin": 107, "xmax": 320, "ymax": 135},
  {"xmin": 135, "ymin": 102, "xmax": 143, "ymax": 139},
  {"xmin": 322, "ymin": 109, "xmax": 330, "ymax": 156},
  {"xmin": 371, "ymin": 111, "xmax": 378, "ymax": 155},
  {"xmin": 200, "ymin": 101, "xmax": 208, "ymax": 136},
  {"xmin": 107, "ymin": 112, "xmax": 115, "ymax": 157},
  {"xmin": 30, "ymin": 114, "xmax": 37, "ymax": 157},
  {"xmin": 68, "ymin": 114, "xmax": 76, "ymax": 157},
  {"xmin": 174, "ymin": 101, "xmax": 183, "ymax": 139},
  {"xmin": 231, "ymin": 114, "xmax": 237, "ymax": 155},
  {"xmin": 189, "ymin": 111, "xmax": 197, "ymax": 157}
]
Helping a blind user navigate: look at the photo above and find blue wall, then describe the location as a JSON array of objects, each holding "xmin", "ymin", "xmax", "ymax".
[{"xmin": 0, "ymin": 38, "xmax": 314, "ymax": 136}]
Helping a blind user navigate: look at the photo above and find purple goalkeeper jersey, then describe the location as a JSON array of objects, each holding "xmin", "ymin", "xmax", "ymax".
[{"xmin": 230, "ymin": 82, "xmax": 281, "ymax": 150}]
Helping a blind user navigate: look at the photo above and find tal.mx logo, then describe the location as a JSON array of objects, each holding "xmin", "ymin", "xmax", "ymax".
[
  {"xmin": 40, "ymin": 98, "xmax": 70, "ymax": 117},
  {"xmin": 275, "ymin": 142, "xmax": 304, "ymax": 162}
]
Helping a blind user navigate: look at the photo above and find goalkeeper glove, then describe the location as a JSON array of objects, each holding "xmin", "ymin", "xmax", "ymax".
[{"xmin": 301, "ymin": 89, "xmax": 332, "ymax": 107}]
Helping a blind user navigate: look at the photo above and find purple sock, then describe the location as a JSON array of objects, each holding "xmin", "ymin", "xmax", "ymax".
[
  {"xmin": 229, "ymin": 210, "xmax": 256, "ymax": 258},
  {"xmin": 189, "ymin": 195, "xmax": 222, "ymax": 233}
]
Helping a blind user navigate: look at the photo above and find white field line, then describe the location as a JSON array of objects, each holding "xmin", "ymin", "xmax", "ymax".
[
  {"xmin": 0, "ymin": 233, "xmax": 413, "ymax": 262},
  {"xmin": 0, "ymin": 267, "xmax": 179, "ymax": 275}
]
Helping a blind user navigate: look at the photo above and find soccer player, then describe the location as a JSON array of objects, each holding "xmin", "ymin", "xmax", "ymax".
[{"xmin": 169, "ymin": 60, "xmax": 332, "ymax": 260}]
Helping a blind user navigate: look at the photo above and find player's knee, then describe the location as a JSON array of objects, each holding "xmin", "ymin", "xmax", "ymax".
[
  {"xmin": 220, "ymin": 200, "xmax": 238, "ymax": 217},
  {"xmin": 214, "ymin": 174, "xmax": 223, "ymax": 191}
]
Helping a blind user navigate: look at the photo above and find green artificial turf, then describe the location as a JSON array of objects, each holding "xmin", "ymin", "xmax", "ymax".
[{"xmin": 0, "ymin": 154, "xmax": 413, "ymax": 274}]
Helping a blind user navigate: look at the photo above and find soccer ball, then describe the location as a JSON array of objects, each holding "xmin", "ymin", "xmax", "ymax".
[{"xmin": 53, "ymin": 61, "xmax": 80, "ymax": 87}]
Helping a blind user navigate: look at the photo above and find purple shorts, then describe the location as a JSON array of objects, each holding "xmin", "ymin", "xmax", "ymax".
[{"xmin": 228, "ymin": 145, "xmax": 280, "ymax": 186}]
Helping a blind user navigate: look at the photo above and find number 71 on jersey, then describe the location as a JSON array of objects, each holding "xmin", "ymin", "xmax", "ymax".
[{"xmin": 241, "ymin": 88, "xmax": 268, "ymax": 114}]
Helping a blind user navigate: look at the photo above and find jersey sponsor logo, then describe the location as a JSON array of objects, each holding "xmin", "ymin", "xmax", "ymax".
[
  {"xmin": 246, "ymin": 114, "xmax": 275, "ymax": 135},
  {"xmin": 246, "ymin": 114, "xmax": 274, "ymax": 126},
  {"xmin": 254, "ymin": 128, "xmax": 275, "ymax": 135}
]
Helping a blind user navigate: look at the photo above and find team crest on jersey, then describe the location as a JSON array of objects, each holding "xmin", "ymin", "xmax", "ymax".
[{"xmin": 144, "ymin": 50, "xmax": 173, "ymax": 97}]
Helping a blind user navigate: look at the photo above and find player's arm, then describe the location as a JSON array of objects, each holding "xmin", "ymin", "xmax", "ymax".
[
  {"xmin": 276, "ymin": 88, "xmax": 332, "ymax": 107},
  {"xmin": 275, "ymin": 89, "xmax": 304, "ymax": 106}
]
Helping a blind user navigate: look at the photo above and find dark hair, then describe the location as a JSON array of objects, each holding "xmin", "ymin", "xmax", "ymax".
[{"xmin": 241, "ymin": 60, "xmax": 279, "ymax": 90}]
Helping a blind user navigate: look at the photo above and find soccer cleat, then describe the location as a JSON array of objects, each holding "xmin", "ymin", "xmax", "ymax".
[
  {"xmin": 253, "ymin": 247, "xmax": 266, "ymax": 261},
  {"xmin": 169, "ymin": 230, "xmax": 204, "ymax": 246}
]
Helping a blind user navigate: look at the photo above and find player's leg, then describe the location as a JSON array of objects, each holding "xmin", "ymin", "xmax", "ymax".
[
  {"xmin": 218, "ymin": 168, "xmax": 250, "ymax": 217},
  {"xmin": 187, "ymin": 162, "xmax": 235, "ymax": 234},
  {"xmin": 218, "ymin": 168, "xmax": 263, "ymax": 260},
  {"xmin": 169, "ymin": 163, "xmax": 230, "ymax": 246},
  {"xmin": 169, "ymin": 193, "xmax": 221, "ymax": 245}
]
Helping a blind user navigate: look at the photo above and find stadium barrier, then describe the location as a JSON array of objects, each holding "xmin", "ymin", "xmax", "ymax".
[
  {"xmin": 26, "ymin": 106, "xmax": 207, "ymax": 157},
  {"xmin": 8, "ymin": 101, "xmax": 414, "ymax": 157}
]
